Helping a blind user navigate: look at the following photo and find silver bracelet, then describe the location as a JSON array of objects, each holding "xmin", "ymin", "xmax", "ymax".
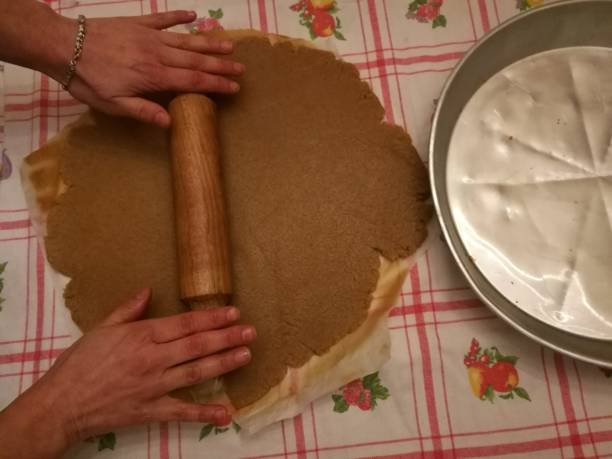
[{"xmin": 61, "ymin": 15, "xmax": 87, "ymax": 90}]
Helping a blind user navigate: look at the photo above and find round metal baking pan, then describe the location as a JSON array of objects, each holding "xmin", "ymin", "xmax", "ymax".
[{"xmin": 430, "ymin": 0, "xmax": 612, "ymax": 368}]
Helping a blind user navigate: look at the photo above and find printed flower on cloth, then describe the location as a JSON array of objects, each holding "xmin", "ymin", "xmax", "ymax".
[
  {"xmin": 331, "ymin": 372, "xmax": 390, "ymax": 412},
  {"xmin": 199, "ymin": 421, "xmax": 241, "ymax": 441},
  {"xmin": 186, "ymin": 8, "xmax": 224, "ymax": 33},
  {"xmin": 406, "ymin": 0, "xmax": 447, "ymax": 28},
  {"xmin": 289, "ymin": 0, "xmax": 346, "ymax": 40},
  {"xmin": 517, "ymin": 0, "xmax": 544, "ymax": 10},
  {"xmin": 464, "ymin": 338, "xmax": 531, "ymax": 403}
]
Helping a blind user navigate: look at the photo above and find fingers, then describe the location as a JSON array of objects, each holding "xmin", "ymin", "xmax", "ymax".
[
  {"xmin": 160, "ymin": 48, "xmax": 244, "ymax": 76},
  {"xmin": 160, "ymin": 32, "xmax": 234, "ymax": 54},
  {"xmin": 150, "ymin": 307, "xmax": 240, "ymax": 343},
  {"xmin": 161, "ymin": 67, "xmax": 240, "ymax": 93},
  {"xmin": 134, "ymin": 10, "xmax": 197, "ymax": 30},
  {"xmin": 150, "ymin": 396, "xmax": 231, "ymax": 425},
  {"xmin": 112, "ymin": 97, "xmax": 171, "ymax": 127},
  {"xmin": 163, "ymin": 347, "xmax": 252, "ymax": 391},
  {"xmin": 101, "ymin": 288, "xmax": 151, "ymax": 327},
  {"xmin": 161, "ymin": 325, "xmax": 257, "ymax": 366}
]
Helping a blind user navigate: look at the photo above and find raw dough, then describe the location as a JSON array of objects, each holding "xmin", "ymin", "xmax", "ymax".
[{"xmin": 24, "ymin": 34, "xmax": 432, "ymax": 410}]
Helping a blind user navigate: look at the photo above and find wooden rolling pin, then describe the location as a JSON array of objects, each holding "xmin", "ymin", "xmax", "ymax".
[{"xmin": 169, "ymin": 94, "xmax": 232, "ymax": 309}]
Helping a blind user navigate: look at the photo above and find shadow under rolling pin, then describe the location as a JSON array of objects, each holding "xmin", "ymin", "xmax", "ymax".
[{"xmin": 169, "ymin": 93, "xmax": 232, "ymax": 310}]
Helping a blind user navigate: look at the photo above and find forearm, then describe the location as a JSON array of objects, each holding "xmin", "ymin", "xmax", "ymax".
[
  {"xmin": 0, "ymin": 0, "xmax": 75, "ymax": 81},
  {"xmin": 0, "ymin": 383, "xmax": 73, "ymax": 459}
]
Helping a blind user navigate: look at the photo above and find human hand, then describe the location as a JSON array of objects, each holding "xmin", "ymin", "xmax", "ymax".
[
  {"xmin": 0, "ymin": 288, "xmax": 255, "ymax": 459},
  {"xmin": 50, "ymin": 10, "xmax": 244, "ymax": 127}
]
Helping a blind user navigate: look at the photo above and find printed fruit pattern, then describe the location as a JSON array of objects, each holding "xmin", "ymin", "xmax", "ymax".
[
  {"xmin": 332, "ymin": 372, "xmax": 389, "ymax": 413},
  {"xmin": 289, "ymin": 0, "xmax": 346, "ymax": 40},
  {"xmin": 406, "ymin": 0, "xmax": 447, "ymax": 28},
  {"xmin": 517, "ymin": 0, "xmax": 544, "ymax": 10},
  {"xmin": 464, "ymin": 338, "xmax": 531, "ymax": 403},
  {"xmin": 186, "ymin": 8, "xmax": 224, "ymax": 34}
]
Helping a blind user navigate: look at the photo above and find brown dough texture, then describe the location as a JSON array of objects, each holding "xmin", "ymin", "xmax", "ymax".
[{"xmin": 43, "ymin": 36, "xmax": 431, "ymax": 408}]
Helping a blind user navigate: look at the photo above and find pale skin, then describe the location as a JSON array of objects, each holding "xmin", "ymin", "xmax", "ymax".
[{"xmin": 0, "ymin": 1, "xmax": 255, "ymax": 457}]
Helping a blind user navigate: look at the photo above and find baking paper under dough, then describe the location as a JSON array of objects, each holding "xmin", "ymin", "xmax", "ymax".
[{"xmin": 25, "ymin": 34, "xmax": 431, "ymax": 409}]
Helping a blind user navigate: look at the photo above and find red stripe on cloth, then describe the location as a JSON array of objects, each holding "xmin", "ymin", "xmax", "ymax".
[
  {"xmin": 477, "ymin": 0, "xmax": 491, "ymax": 33},
  {"xmin": 466, "ymin": 0, "xmax": 478, "ymax": 40},
  {"xmin": 272, "ymin": 0, "xmax": 279, "ymax": 33},
  {"xmin": 541, "ymin": 349, "xmax": 565, "ymax": 456},
  {"xmin": 0, "ymin": 347, "xmax": 66, "ymax": 365},
  {"xmin": 370, "ymin": 429, "xmax": 612, "ymax": 458},
  {"xmin": 293, "ymin": 415, "xmax": 307, "ymax": 459},
  {"xmin": 149, "ymin": 0, "xmax": 157, "ymax": 13},
  {"xmin": 5, "ymin": 98, "xmax": 80, "ymax": 112},
  {"xmin": 280, "ymin": 420, "xmax": 289, "ymax": 458},
  {"xmin": 31, "ymin": 243, "xmax": 46, "ymax": 382},
  {"xmin": 48, "ymin": 291, "xmax": 57, "ymax": 369},
  {"xmin": 356, "ymin": 0, "xmax": 374, "ymax": 84},
  {"xmin": 0, "ymin": 208, "xmax": 29, "ymax": 213},
  {"xmin": 18, "ymin": 225, "xmax": 32, "ymax": 394},
  {"xmin": 177, "ymin": 422, "xmax": 183, "ymax": 459},
  {"xmin": 574, "ymin": 361, "xmax": 599, "ymax": 457},
  {"xmin": 367, "ymin": 0, "xmax": 394, "ymax": 123},
  {"xmin": 244, "ymin": 423, "xmax": 612, "ymax": 459},
  {"xmin": 340, "ymin": 39, "xmax": 475, "ymax": 58},
  {"xmin": 554, "ymin": 354, "xmax": 585, "ymax": 457},
  {"xmin": 389, "ymin": 315, "xmax": 497, "ymax": 330},
  {"xmin": 309, "ymin": 403, "xmax": 320, "ymax": 458},
  {"xmin": 426, "ymin": 252, "xmax": 456, "ymax": 454},
  {"xmin": 353, "ymin": 51, "xmax": 464, "ymax": 70},
  {"xmin": 159, "ymin": 422, "xmax": 169, "ymax": 459},
  {"xmin": 381, "ymin": 0, "xmax": 408, "ymax": 131},
  {"xmin": 257, "ymin": 0, "xmax": 268, "ymax": 32},
  {"xmin": 147, "ymin": 423, "xmax": 151, "ymax": 459},
  {"xmin": 247, "ymin": 0, "xmax": 254, "ymax": 28},
  {"xmin": 0, "ymin": 235, "xmax": 37, "ymax": 243},
  {"xmin": 493, "ymin": 0, "xmax": 501, "ymax": 24},
  {"xmin": 390, "ymin": 298, "xmax": 483, "ymax": 316},
  {"xmin": 410, "ymin": 267, "xmax": 443, "ymax": 454},
  {"xmin": 0, "ymin": 334, "xmax": 70, "ymax": 346},
  {"xmin": 399, "ymin": 279, "xmax": 425, "ymax": 452},
  {"xmin": 0, "ymin": 219, "xmax": 31, "ymax": 230}
]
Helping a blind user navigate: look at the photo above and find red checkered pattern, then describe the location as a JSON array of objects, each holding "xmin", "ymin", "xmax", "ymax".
[{"xmin": 1, "ymin": 1, "xmax": 612, "ymax": 458}]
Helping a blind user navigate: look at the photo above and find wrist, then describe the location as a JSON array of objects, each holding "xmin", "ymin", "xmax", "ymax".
[
  {"xmin": 0, "ymin": 381, "xmax": 76, "ymax": 459},
  {"xmin": 31, "ymin": 5, "xmax": 77, "ymax": 83}
]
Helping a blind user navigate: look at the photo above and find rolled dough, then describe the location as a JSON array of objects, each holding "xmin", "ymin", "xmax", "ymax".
[{"xmin": 21, "ymin": 31, "xmax": 432, "ymax": 431}]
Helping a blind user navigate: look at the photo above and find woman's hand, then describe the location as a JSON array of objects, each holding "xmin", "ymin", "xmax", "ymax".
[
  {"xmin": 0, "ymin": 289, "xmax": 256, "ymax": 459},
  {"xmin": 0, "ymin": 1, "xmax": 244, "ymax": 127},
  {"xmin": 55, "ymin": 10, "xmax": 244, "ymax": 127}
]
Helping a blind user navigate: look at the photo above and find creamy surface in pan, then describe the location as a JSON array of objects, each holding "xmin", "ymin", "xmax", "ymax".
[{"xmin": 447, "ymin": 47, "xmax": 612, "ymax": 339}]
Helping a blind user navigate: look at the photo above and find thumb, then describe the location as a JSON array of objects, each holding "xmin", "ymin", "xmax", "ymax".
[
  {"xmin": 115, "ymin": 97, "xmax": 171, "ymax": 128},
  {"xmin": 101, "ymin": 288, "xmax": 152, "ymax": 327}
]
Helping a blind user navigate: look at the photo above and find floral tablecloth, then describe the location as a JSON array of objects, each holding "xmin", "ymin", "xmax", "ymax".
[{"xmin": 1, "ymin": 0, "xmax": 611, "ymax": 458}]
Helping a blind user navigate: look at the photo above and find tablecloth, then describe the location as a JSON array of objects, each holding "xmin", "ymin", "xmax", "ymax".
[{"xmin": 1, "ymin": 0, "xmax": 611, "ymax": 457}]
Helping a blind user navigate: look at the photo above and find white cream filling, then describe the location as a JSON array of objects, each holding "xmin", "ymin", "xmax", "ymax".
[{"xmin": 448, "ymin": 47, "xmax": 612, "ymax": 339}]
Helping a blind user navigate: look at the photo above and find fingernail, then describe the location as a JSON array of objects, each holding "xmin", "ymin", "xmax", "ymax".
[
  {"xmin": 226, "ymin": 307, "xmax": 239, "ymax": 321},
  {"xmin": 233, "ymin": 62, "xmax": 245, "ymax": 73},
  {"xmin": 221, "ymin": 40, "xmax": 233, "ymax": 51},
  {"xmin": 153, "ymin": 112, "xmax": 168, "ymax": 127},
  {"xmin": 241, "ymin": 327, "xmax": 256, "ymax": 341},
  {"xmin": 230, "ymin": 81, "xmax": 240, "ymax": 92},
  {"xmin": 235, "ymin": 348, "xmax": 251, "ymax": 364},
  {"xmin": 214, "ymin": 407, "xmax": 227, "ymax": 423},
  {"xmin": 188, "ymin": 10, "xmax": 197, "ymax": 18}
]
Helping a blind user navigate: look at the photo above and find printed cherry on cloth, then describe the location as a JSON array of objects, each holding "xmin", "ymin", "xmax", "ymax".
[{"xmin": 1, "ymin": 0, "xmax": 611, "ymax": 458}]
